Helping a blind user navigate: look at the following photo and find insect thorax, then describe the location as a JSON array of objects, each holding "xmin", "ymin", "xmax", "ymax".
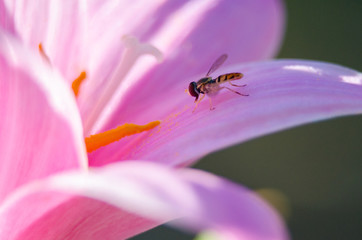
[{"xmin": 197, "ymin": 77, "xmax": 212, "ymax": 84}]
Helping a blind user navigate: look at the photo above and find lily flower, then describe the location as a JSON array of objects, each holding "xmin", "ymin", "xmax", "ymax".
[{"xmin": 0, "ymin": 0, "xmax": 361, "ymax": 239}]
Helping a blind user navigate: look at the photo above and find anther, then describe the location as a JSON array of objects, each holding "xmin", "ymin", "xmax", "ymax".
[
  {"xmin": 38, "ymin": 43, "xmax": 51, "ymax": 63},
  {"xmin": 72, "ymin": 71, "xmax": 87, "ymax": 97},
  {"xmin": 85, "ymin": 120, "xmax": 161, "ymax": 153}
]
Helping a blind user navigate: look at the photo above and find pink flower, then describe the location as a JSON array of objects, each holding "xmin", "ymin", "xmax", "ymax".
[{"xmin": 1, "ymin": 0, "xmax": 361, "ymax": 239}]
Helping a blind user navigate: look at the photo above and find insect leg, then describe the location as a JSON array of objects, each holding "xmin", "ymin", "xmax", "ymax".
[
  {"xmin": 209, "ymin": 98, "xmax": 215, "ymax": 110},
  {"xmin": 228, "ymin": 81, "xmax": 247, "ymax": 87},
  {"xmin": 221, "ymin": 87, "xmax": 249, "ymax": 96},
  {"xmin": 193, "ymin": 94, "xmax": 205, "ymax": 113}
]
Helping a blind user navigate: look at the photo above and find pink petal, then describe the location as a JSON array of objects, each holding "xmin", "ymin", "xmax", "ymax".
[
  {"xmin": 2, "ymin": 0, "xmax": 171, "ymax": 85},
  {"xmin": 0, "ymin": 161, "xmax": 288, "ymax": 240},
  {"xmin": 0, "ymin": 31, "xmax": 87, "ymax": 201},
  {"xmin": 0, "ymin": 193, "xmax": 157, "ymax": 240},
  {"xmin": 0, "ymin": 0, "xmax": 15, "ymax": 34},
  {"xmin": 84, "ymin": 0, "xmax": 285, "ymax": 91},
  {"xmin": 90, "ymin": 0, "xmax": 285, "ymax": 131},
  {"xmin": 2, "ymin": 0, "xmax": 90, "ymax": 83},
  {"xmin": 89, "ymin": 60, "xmax": 362, "ymax": 167},
  {"xmin": 3, "ymin": 0, "xmax": 285, "ymax": 132},
  {"xmin": 3, "ymin": 1, "xmax": 284, "ymax": 127}
]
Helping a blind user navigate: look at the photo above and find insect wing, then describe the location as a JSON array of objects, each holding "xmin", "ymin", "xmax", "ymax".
[{"xmin": 206, "ymin": 54, "xmax": 228, "ymax": 76}]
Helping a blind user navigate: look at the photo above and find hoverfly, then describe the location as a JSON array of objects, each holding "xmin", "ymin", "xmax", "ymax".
[{"xmin": 187, "ymin": 54, "xmax": 248, "ymax": 112}]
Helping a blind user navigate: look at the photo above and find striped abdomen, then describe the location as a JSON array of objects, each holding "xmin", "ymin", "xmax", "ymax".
[{"xmin": 215, "ymin": 73, "xmax": 243, "ymax": 83}]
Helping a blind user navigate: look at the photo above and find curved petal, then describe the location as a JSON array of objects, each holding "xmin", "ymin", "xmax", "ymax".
[
  {"xmin": 0, "ymin": 161, "xmax": 288, "ymax": 240},
  {"xmin": 88, "ymin": 60, "xmax": 362, "ymax": 167},
  {"xmin": 0, "ymin": 193, "xmax": 157, "ymax": 240},
  {"xmin": 0, "ymin": 31, "xmax": 87, "ymax": 202},
  {"xmin": 91, "ymin": 0, "xmax": 285, "ymax": 132}
]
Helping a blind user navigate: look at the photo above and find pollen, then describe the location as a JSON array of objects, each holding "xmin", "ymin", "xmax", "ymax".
[
  {"xmin": 85, "ymin": 120, "xmax": 161, "ymax": 153},
  {"xmin": 72, "ymin": 71, "xmax": 87, "ymax": 97},
  {"xmin": 38, "ymin": 43, "xmax": 51, "ymax": 63}
]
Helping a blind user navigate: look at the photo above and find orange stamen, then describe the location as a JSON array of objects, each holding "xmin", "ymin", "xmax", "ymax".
[
  {"xmin": 85, "ymin": 121, "xmax": 161, "ymax": 153},
  {"xmin": 38, "ymin": 43, "xmax": 51, "ymax": 63},
  {"xmin": 72, "ymin": 71, "xmax": 87, "ymax": 97}
]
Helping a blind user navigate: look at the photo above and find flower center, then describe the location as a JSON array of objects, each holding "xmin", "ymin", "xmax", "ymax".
[
  {"xmin": 75, "ymin": 36, "xmax": 162, "ymax": 152},
  {"xmin": 83, "ymin": 35, "xmax": 163, "ymax": 134},
  {"xmin": 39, "ymin": 37, "xmax": 162, "ymax": 153}
]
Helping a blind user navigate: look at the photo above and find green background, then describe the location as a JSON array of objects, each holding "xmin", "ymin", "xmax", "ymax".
[{"xmin": 133, "ymin": 1, "xmax": 362, "ymax": 239}]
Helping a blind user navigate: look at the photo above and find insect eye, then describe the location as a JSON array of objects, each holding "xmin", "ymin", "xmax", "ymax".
[{"xmin": 188, "ymin": 82, "xmax": 199, "ymax": 101}]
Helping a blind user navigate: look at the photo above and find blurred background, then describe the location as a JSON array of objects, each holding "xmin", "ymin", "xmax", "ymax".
[{"xmin": 133, "ymin": 1, "xmax": 362, "ymax": 239}]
